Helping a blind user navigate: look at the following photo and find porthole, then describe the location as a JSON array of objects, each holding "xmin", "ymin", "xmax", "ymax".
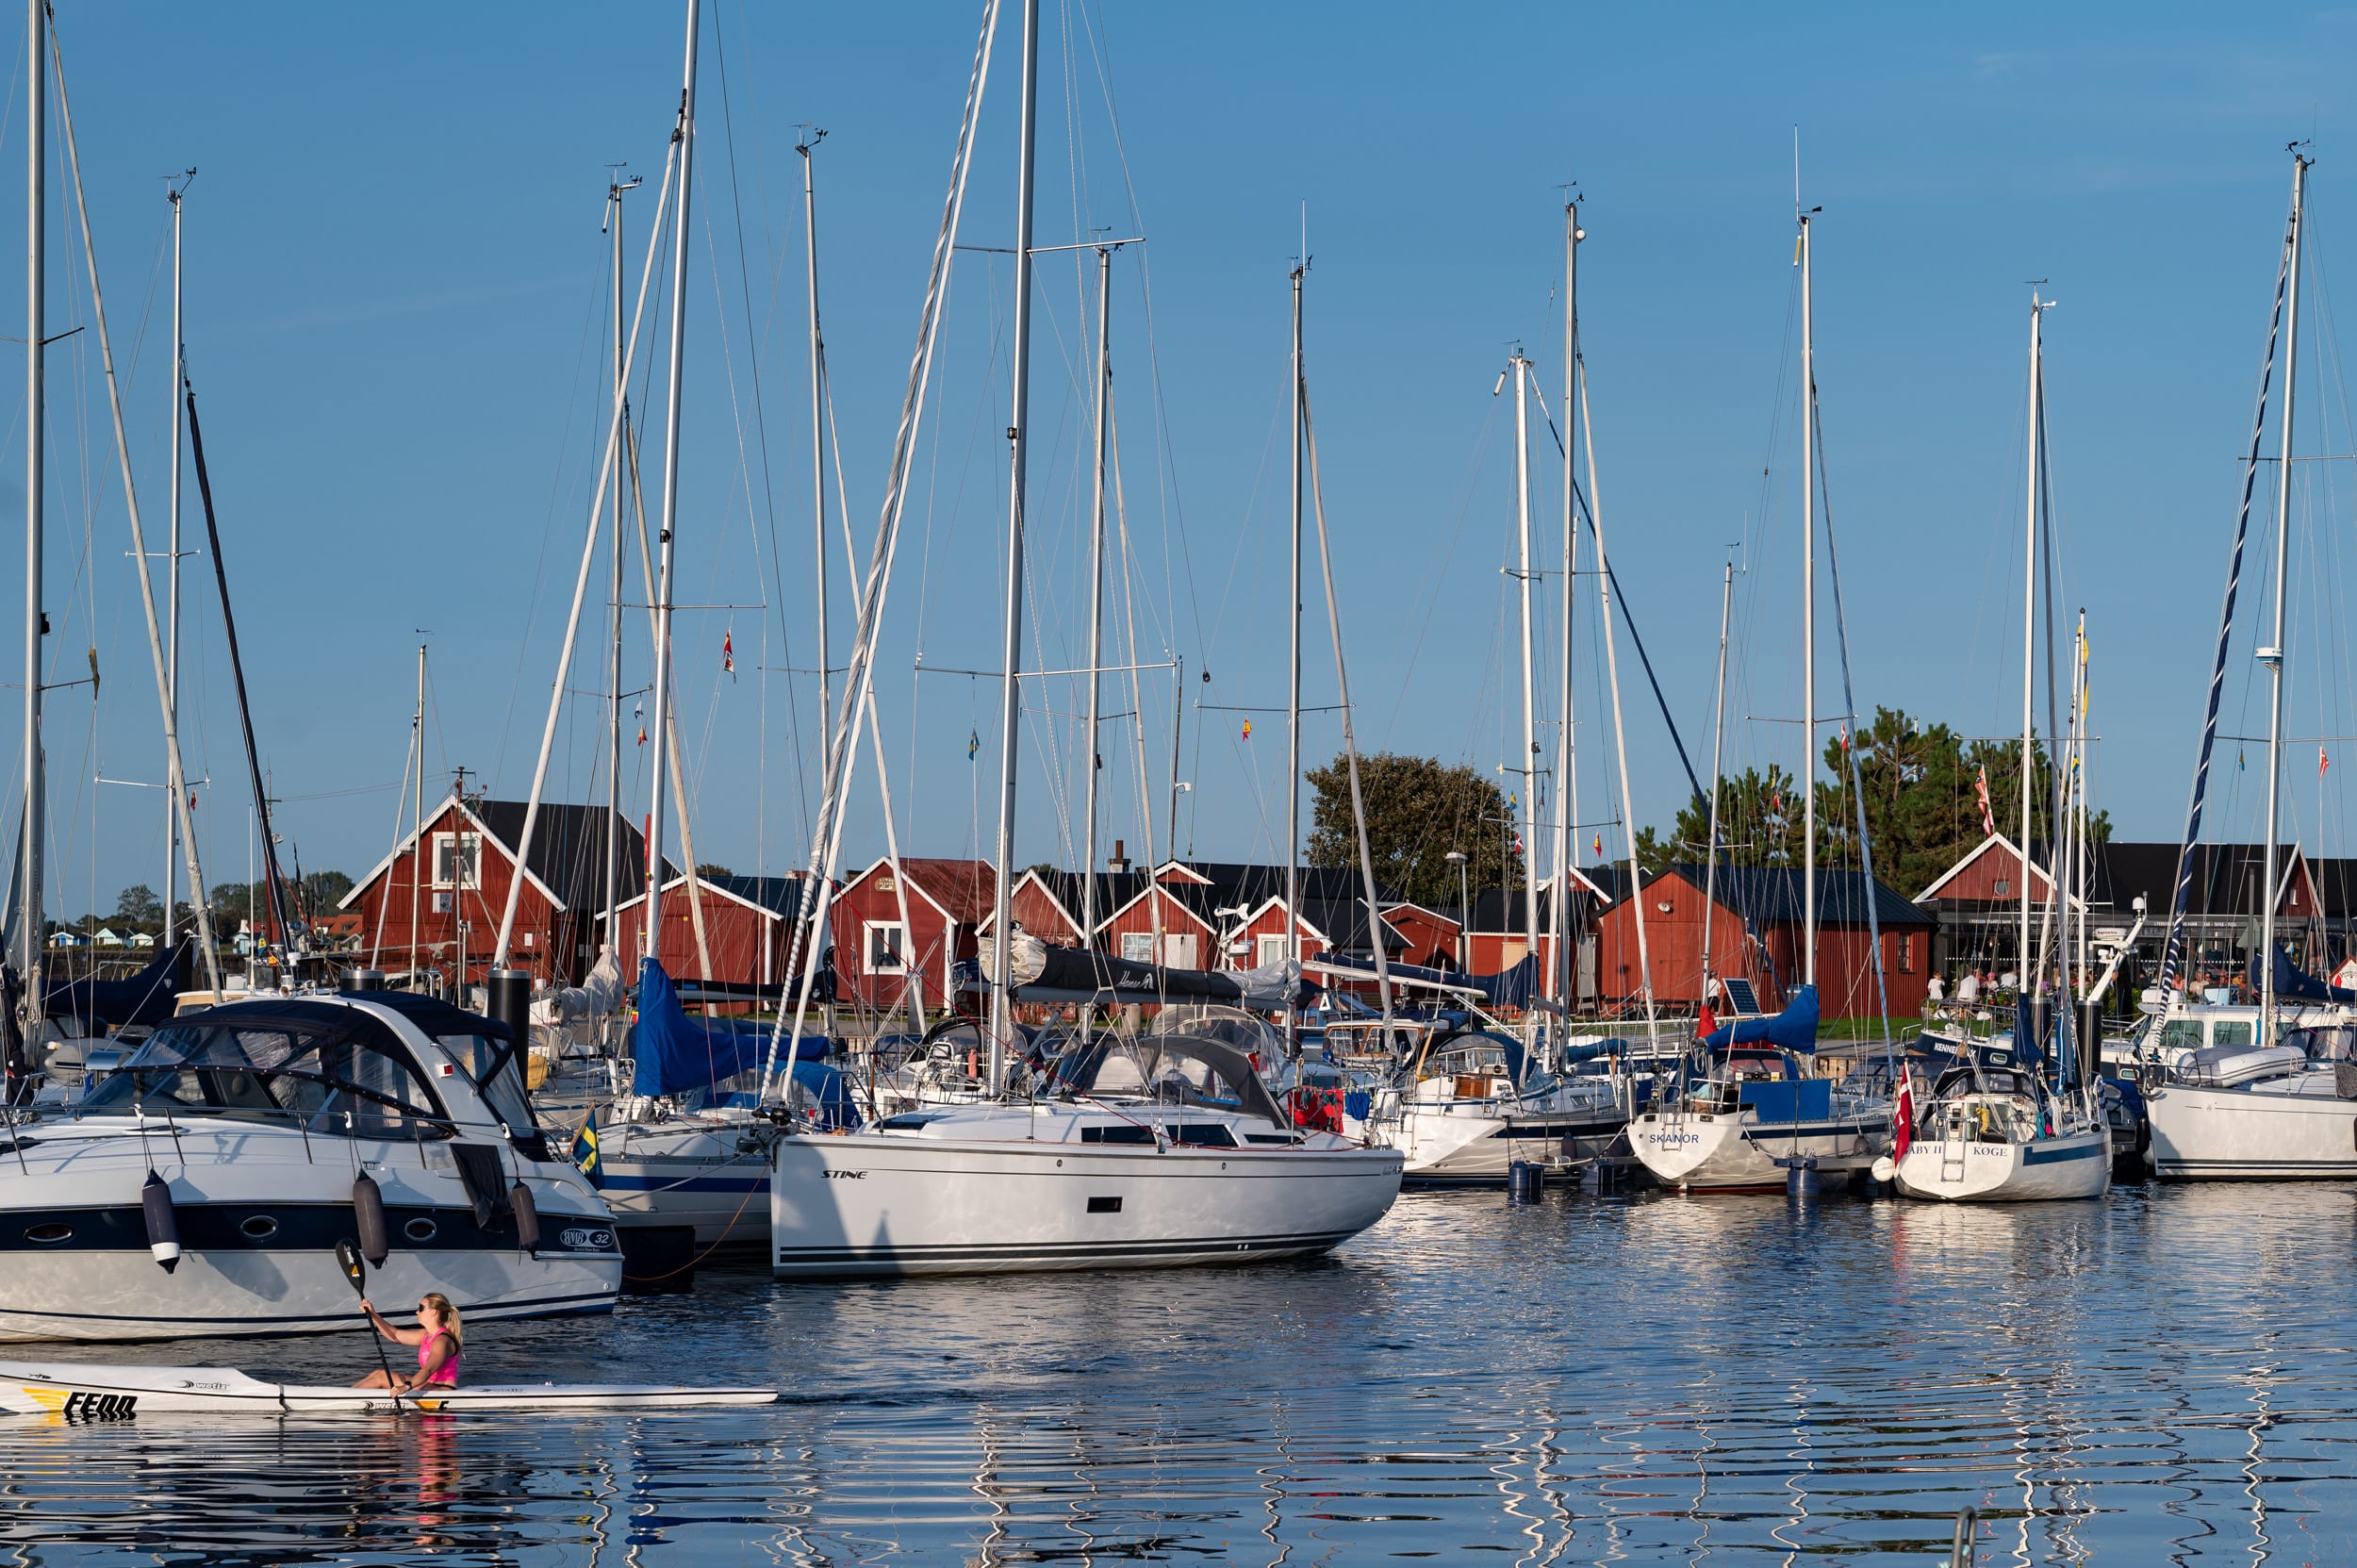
[
  {"xmin": 404, "ymin": 1217, "xmax": 437, "ymax": 1243},
  {"xmin": 239, "ymin": 1215, "xmax": 279, "ymax": 1240},
  {"xmin": 24, "ymin": 1222, "xmax": 70, "ymax": 1245}
]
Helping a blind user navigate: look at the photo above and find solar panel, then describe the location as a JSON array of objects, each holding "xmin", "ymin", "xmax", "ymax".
[{"xmin": 1719, "ymin": 978, "xmax": 1764, "ymax": 1017}]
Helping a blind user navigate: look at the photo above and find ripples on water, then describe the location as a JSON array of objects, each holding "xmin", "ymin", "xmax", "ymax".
[{"xmin": 4, "ymin": 1183, "xmax": 2355, "ymax": 1563}]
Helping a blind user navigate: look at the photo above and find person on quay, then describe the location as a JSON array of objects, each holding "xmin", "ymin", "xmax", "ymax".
[{"xmin": 353, "ymin": 1293, "xmax": 463, "ymax": 1391}]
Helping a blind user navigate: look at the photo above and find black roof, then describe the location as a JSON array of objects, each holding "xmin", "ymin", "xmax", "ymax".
[
  {"xmin": 472, "ymin": 800, "xmax": 664, "ymax": 914},
  {"xmin": 702, "ymin": 874, "xmax": 814, "ymax": 919}
]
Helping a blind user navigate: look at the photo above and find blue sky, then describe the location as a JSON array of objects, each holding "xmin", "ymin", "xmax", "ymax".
[{"xmin": 13, "ymin": 2, "xmax": 2357, "ymax": 919}]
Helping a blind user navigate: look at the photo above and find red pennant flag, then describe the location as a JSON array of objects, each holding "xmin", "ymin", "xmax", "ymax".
[
  {"xmin": 1242, "ymin": 718, "xmax": 1252, "ymax": 740},
  {"xmin": 721, "ymin": 629, "xmax": 735, "ymax": 677},
  {"xmin": 1974, "ymin": 765, "xmax": 1997, "ymax": 837},
  {"xmin": 1894, "ymin": 1068, "xmax": 1916, "ymax": 1161},
  {"xmin": 2322, "ymin": 746, "xmax": 2332, "ymax": 780}
]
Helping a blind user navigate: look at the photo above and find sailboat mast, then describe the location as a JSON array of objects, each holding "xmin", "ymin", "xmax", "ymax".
[
  {"xmin": 2021, "ymin": 294, "xmax": 2043, "ymax": 999},
  {"xmin": 409, "ymin": 642, "xmax": 424, "ymax": 980},
  {"xmin": 19, "ymin": 0, "xmax": 40, "ymax": 1027},
  {"xmin": 799, "ymin": 129, "xmax": 828, "ymax": 767},
  {"xmin": 2262, "ymin": 151, "xmax": 2308, "ymax": 1029},
  {"xmin": 1797, "ymin": 210, "xmax": 1816, "ymax": 985},
  {"xmin": 164, "ymin": 173, "xmax": 188, "ymax": 949},
  {"xmin": 1081, "ymin": 241, "xmax": 1111, "ymax": 957},
  {"xmin": 642, "ymin": 0, "xmax": 700, "ymax": 958},
  {"xmin": 985, "ymin": 0, "xmax": 1042, "ymax": 1088},
  {"xmin": 1511, "ymin": 350, "xmax": 1539, "ymax": 1019},
  {"xmin": 1701, "ymin": 556, "xmax": 1734, "ymax": 1007},
  {"xmin": 1555, "ymin": 199, "xmax": 1578, "ymax": 1013},
  {"xmin": 602, "ymin": 173, "xmax": 635, "ymax": 952},
  {"xmin": 1286, "ymin": 256, "xmax": 1303, "ymax": 1048}
]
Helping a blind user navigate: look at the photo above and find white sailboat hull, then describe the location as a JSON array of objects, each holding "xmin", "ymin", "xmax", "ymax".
[
  {"xmin": 595, "ymin": 1118, "xmax": 770, "ymax": 1247},
  {"xmin": 2146, "ymin": 1078, "xmax": 2357, "ymax": 1180},
  {"xmin": 769, "ymin": 1133, "xmax": 1403, "ymax": 1277},
  {"xmin": 1629, "ymin": 1107, "xmax": 1886, "ymax": 1191},
  {"xmin": 1891, "ymin": 1129, "xmax": 2110, "ymax": 1201}
]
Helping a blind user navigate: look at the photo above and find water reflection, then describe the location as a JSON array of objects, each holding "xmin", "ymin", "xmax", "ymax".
[{"xmin": 4, "ymin": 1185, "xmax": 2357, "ymax": 1560}]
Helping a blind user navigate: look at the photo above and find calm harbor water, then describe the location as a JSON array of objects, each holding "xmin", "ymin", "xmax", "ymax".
[{"xmin": 3, "ymin": 1181, "xmax": 2355, "ymax": 1563}]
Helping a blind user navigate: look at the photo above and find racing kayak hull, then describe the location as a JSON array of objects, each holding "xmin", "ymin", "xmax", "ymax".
[{"xmin": 0, "ymin": 1360, "xmax": 775, "ymax": 1416}]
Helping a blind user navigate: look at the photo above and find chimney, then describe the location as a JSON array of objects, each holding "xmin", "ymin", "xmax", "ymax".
[{"xmin": 1108, "ymin": 838, "xmax": 1130, "ymax": 874}]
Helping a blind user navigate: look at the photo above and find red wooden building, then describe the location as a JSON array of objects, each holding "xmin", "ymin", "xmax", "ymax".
[
  {"xmin": 1589, "ymin": 863, "xmax": 1934, "ymax": 1018},
  {"xmin": 339, "ymin": 796, "xmax": 651, "ymax": 988},
  {"xmin": 1380, "ymin": 902, "xmax": 1463, "ymax": 969},
  {"xmin": 611, "ymin": 873, "xmax": 815, "ymax": 989},
  {"xmin": 829, "ymin": 857, "xmax": 996, "ymax": 1013}
]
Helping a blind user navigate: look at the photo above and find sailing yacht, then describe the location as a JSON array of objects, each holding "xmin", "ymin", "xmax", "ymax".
[
  {"xmin": 1362, "ymin": 1024, "xmax": 1624, "ymax": 1181},
  {"xmin": 769, "ymin": 1026, "xmax": 1401, "ymax": 1276},
  {"xmin": 1885, "ymin": 1039, "xmax": 2110, "ymax": 1201},
  {"xmin": 1628, "ymin": 985, "xmax": 1889, "ymax": 1191},
  {"xmin": 2140, "ymin": 153, "xmax": 2355, "ymax": 1181}
]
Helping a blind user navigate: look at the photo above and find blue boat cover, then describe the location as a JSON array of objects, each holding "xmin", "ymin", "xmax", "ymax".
[
  {"xmin": 2249, "ymin": 944, "xmax": 2357, "ymax": 1005},
  {"xmin": 1701, "ymin": 983, "xmax": 1820, "ymax": 1054},
  {"xmin": 45, "ymin": 939, "xmax": 184, "ymax": 1030},
  {"xmin": 1739, "ymin": 1078, "xmax": 1832, "ymax": 1123},
  {"xmin": 632, "ymin": 958, "xmax": 827, "ymax": 1098}
]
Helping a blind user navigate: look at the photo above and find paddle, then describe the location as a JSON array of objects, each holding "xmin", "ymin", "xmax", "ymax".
[{"xmin": 335, "ymin": 1238, "xmax": 404, "ymax": 1405}]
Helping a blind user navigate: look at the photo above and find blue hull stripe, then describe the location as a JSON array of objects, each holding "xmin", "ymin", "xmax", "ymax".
[{"xmin": 2021, "ymin": 1141, "xmax": 2105, "ymax": 1165}]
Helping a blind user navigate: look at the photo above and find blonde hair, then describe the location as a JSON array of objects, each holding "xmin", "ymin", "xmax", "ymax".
[{"xmin": 420, "ymin": 1293, "xmax": 462, "ymax": 1349}]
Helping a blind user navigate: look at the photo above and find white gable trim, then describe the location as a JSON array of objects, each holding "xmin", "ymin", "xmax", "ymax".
[
  {"xmin": 841, "ymin": 855, "xmax": 958, "ymax": 923},
  {"xmin": 611, "ymin": 874, "xmax": 787, "ymax": 922},
  {"xmin": 973, "ymin": 868, "xmax": 1081, "ymax": 938},
  {"xmin": 1913, "ymin": 831, "xmax": 2080, "ymax": 910},
  {"xmin": 1096, "ymin": 883, "xmax": 1214, "ymax": 937},
  {"xmin": 338, "ymin": 797, "xmax": 567, "ymax": 912}
]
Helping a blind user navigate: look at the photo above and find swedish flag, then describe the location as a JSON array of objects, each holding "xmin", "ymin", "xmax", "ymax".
[{"xmin": 571, "ymin": 1111, "xmax": 602, "ymax": 1188}]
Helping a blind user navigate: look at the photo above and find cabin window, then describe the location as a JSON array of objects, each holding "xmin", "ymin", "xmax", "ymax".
[
  {"xmin": 864, "ymin": 921, "xmax": 907, "ymax": 975},
  {"xmin": 2212, "ymin": 1020, "xmax": 2254, "ymax": 1049},
  {"xmin": 1121, "ymin": 933, "xmax": 1155, "ymax": 963},
  {"xmin": 1257, "ymin": 934, "xmax": 1289, "ymax": 967},
  {"xmin": 432, "ymin": 833, "xmax": 483, "ymax": 890}
]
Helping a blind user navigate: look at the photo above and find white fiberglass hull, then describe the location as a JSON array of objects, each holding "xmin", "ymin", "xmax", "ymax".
[
  {"xmin": 0, "ymin": 1360, "xmax": 774, "ymax": 1417},
  {"xmin": 1890, "ymin": 1129, "xmax": 2110, "ymax": 1202},
  {"xmin": 770, "ymin": 1133, "xmax": 1403, "ymax": 1277},
  {"xmin": 2146, "ymin": 1079, "xmax": 2357, "ymax": 1180},
  {"xmin": 1389, "ymin": 1107, "xmax": 1625, "ymax": 1182},
  {"xmin": 596, "ymin": 1118, "xmax": 771, "ymax": 1247},
  {"xmin": 1629, "ymin": 1108, "xmax": 1887, "ymax": 1192},
  {"xmin": 0, "ymin": 1124, "xmax": 620, "ymax": 1342}
]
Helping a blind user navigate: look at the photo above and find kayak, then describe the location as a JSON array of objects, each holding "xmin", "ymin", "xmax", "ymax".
[{"xmin": 0, "ymin": 1360, "xmax": 776, "ymax": 1417}]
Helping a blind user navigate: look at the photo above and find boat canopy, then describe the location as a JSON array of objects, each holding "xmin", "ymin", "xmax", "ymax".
[
  {"xmin": 2250, "ymin": 944, "xmax": 2357, "ymax": 1005},
  {"xmin": 44, "ymin": 938, "xmax": 184, "ymax": 1031},
  {"xmin": 1053, "ymin": 1032, "xmax": 1289, "ymax": 1128},
  {"xmin": 352, "ymin": 991, "xmax": 542, "ymax": 1155},
  {"xmin": 79, "ymin": 999, "xmax": 451, "ymax": 1136},
  {"xmin": 1701, "ymin": 983, "xmax": 1819, "ymax": 1054}
]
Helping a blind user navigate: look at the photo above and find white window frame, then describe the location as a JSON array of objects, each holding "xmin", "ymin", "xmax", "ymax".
[
  {"xmin": 1257, "ymin": 933, "xmax": 1290, "ymax": 967},
  {"xmin": 432, "ymin": 831, "xmax": 483, "ymax": 890},
  {"xmin": 1120, "ymin": 932, "xmax": 1155, "ymax": 963},
  {"xmin": 864, "ymin": 920, "xmax": 908, "ymax": 975}
]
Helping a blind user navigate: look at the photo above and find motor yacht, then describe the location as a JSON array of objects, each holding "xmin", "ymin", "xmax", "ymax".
[{"xmin": 0, "ymin": 991, "xmax": 620, "ymax": 1341}]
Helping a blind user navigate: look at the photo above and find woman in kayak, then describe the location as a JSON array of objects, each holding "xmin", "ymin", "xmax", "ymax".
[{"xmin": 352, "ymin": 1293, "xmax": 463, "ymax": 1391}]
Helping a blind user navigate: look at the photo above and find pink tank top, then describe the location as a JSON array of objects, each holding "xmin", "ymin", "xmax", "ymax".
[{"xmin": 417, "ymin": 1330, "xmax": 461, "ymax": 1386}]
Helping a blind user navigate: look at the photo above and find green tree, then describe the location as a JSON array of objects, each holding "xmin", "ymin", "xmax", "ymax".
[
  {"xmin": 113, "ymin": 884, "xmax": 162, "ymax": 931},
  {"xmin": 302, "ymin": 869, "xmax": 354, "ymax": 911},
  {"xmin": 1305, "ymin": 751, "xmax": 1520, "ymax": 907},
  {"xmin": 1642, "ymin": 708, "xmax": 2109, "ymax": 899},
  {"xmin": 694, "ymin": 863, "xmax": 734, "ymax": 879}
]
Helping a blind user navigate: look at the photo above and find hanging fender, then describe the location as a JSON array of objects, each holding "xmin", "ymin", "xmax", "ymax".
[
  {"xmin": 508, "ymin": 1180, "xmax": 541, "ymax": 1253},
  {"xmin": 141, "ymin": 1169, "xmax": 180, "ymax": 1274},
  {"xmin": 352, "ymin": 1172, "xmax": 390, "ymax": 1267}
]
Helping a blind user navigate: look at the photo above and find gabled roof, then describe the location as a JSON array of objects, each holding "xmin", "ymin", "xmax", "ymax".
[
  {"xmin": 1913, "ymin": 832, "xmax": 2081, "ymax": 910},
  {"xmin": 980, "ymin": 867, "xmax": 1152, "ymax": 936},
  {"xmin": 340, "ymin": 796, "xmax": 657, "ymax": 914},
  {"xmin": 612, "ymin": 871, "xmax": 816, "ymax": 921}
]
